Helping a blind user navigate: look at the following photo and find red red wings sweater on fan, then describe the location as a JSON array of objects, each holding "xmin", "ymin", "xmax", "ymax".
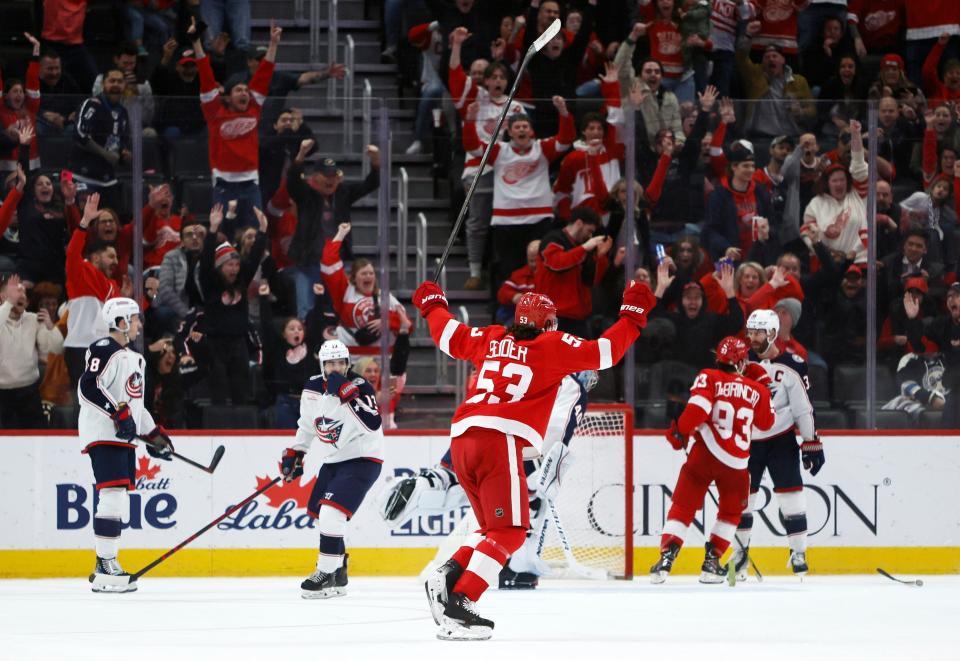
[
  {"xmin": 425, "ymin": 307, "xmax": 641, "ymax": 453},
  {"xmin": 65, "ymin": 226, "xmax": 118, "ymax": 349},
  {"xmin": 0, "ymin": 58, "xmax": 41, "ymax": 172},
  {"xmin": 198, "ymin": 55, "xmax": 274, "ymax": 183}
]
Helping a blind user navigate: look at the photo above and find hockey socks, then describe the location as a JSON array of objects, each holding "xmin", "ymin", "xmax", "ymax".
[
  {"xmin": 452, "ymin": 528, "xmax": 526, "ymax": 602},
  {"xmin": 315, "ymin": 506, "xmax": 348, "ymax": 573},
  {"xmin": 777, "ymin": 491, "xmax": 808, "ymax": 554},
  {"xmin": 93, "ymin": 487, "xmax": 127, "ymax": 560}
]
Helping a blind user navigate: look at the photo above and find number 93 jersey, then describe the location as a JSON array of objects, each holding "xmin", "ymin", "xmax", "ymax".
[
  {"xmin": 685, "ymin": 368, "xmax": 775, "ymax": 469},
  {"xmin": 427, "ymin": 312, "xmax": 641, "ymax": 455}
]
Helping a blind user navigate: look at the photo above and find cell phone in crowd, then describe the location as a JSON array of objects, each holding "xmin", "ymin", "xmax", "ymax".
[
  {"xmin": 752, "ymin": 216, "xmax": 759, "ymax": 242},
  {"xmin": 655, "ymin": 244, "xmax": 666, "ymax": 265}
]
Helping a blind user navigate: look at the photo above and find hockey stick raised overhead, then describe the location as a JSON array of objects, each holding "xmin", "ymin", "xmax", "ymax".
[
  {"xmin": 139, "ymin": 433, "xmax": 225, "ymax": 474},
  {"xmin": 432, "ymin": 18, "xmax": 562, "ymax": 282},
  {"xmin": 877, "ymin": 568, "xmax": 924, "ymax": 587}
]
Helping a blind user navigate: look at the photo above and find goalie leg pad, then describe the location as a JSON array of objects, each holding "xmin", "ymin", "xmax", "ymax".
[{"xmin": 530, "ymin": 442, "xmax": 573, "ymax": 503}]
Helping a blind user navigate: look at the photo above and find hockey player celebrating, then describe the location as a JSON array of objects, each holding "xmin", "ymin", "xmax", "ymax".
[
  {"xmin": 734, "ymin": 309, "xmax": 825, "ymax": 578},
  {"xmin": 279, "ymin": 339, "xmax": 384, "ymax": 599},
  {"xmin": 412, "ymin": 279, "xmax": 654, "ymax": 640},
  {"xmin": 379, "ymin": 370, "xmax": 596, "ymax": 589},
  {"xmin": 79, "ymin": 297, "xmax": 173, "ymax": 593},
  {"xmin": 652, "ymin": 336, "xmax": 774, "ymax": 584}
]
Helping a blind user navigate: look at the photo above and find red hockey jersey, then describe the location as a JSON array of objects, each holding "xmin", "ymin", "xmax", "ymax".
[
  {"xmin": 679, "ymin": 368, "xmax": 775, "ymax": 469},
  {"xmin": 752, "ymin": 0, "xmax": 810, "ymax": 55},
  {"xmin": 198, "ymin": 55, "xmax": 273, "ymax": 182},
  {"xmin": 425, "ymin": 309, "xmax": 641, "ymax": 453}
]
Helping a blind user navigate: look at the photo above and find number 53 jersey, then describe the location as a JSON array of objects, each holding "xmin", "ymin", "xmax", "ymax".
[
  {"xmin": 426, "ymin": 310, "xmax": 642, "ymax": 455},
  {"xmin": 684, "ymin": 368, "xmax": 776, "ymax": 469}
]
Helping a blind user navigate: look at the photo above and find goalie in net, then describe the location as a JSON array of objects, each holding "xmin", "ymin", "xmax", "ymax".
[{"xmin": 379, "ymin": 370, "xmax": 623, "ymax": 588}]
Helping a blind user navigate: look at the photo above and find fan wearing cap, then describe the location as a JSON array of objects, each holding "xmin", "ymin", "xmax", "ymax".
[
  {"xmin": 736, "ymin": 30, "xmax": 815, "ymax": 137},
  {"xmin": 651, "ymin": 336, "xmax": 774, "ymax": 585},
  {"xmin": 412, "ymin": 277, "xmax": 654, "ymax": 638},
  {"xmin": 880, "ymin": 276, "xmax": 933, "ymax": 359},
  {"xmin": 189, "ymin": 16, "xmax": 279, "ymax": 237},
  {"xmin": 286, "ymin": 141, "xmax": 380, "ymax": 320},
  {"xmin": 773, "ymin": 296, "xmax": 807, "ymax": 361},
  {"xmin": 152, "ymin": 40, "xmax": 204, "ymax": 136},
  {"xmin": 702, "ymin": 139, "xmax": 773, "ymax": 259},
  {"xmin": 197, "ymin": 201, "xmax": 268, "ymax": 406},
  {"xmin": 802, "ymin": 119, "xmax": 870, "ymax": 262}
]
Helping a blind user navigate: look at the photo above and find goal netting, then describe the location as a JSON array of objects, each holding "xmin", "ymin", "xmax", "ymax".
[
  {"xmin": 419, "ymin": 404, "xmax": 634, "ymax": 582},
  {"xmin": 537, "ymin": 404, "xmax": 634, "ymax": 580}
]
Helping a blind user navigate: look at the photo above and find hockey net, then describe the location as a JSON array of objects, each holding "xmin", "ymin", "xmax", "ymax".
[{"xmin": 538, "ymin": 404, "xmax": 634, "ymax": 580}]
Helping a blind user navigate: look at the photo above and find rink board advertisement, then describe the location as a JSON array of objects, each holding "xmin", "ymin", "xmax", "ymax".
[{"xmin": 1, "ymin": 431, "xmax": 959, "ymax": 577}]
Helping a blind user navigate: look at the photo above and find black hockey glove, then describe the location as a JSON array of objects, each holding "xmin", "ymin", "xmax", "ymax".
[
  {"xmin": 112, "ymin": 402, "xmax": 138, "ymax": 442},
  {"xmin": 281, "ymin": 448, "xmax": 305, "ymax": 483},
  {"xmin": 144, "ymin": 426, "xmax": 174, "ymax": 461},
  {"xmin": 801, "ymin": 436, "xmax": 825, "ymax": 476}
]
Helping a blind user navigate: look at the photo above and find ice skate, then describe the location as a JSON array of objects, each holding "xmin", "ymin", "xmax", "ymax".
[
  {"xmin": 498, "ymin": 566, "xmax": 538, "ymax": 590},
  {"xmin": 789, "ymin": 551, "xmax": 808, "ymax": 577},
  {"xmin": 425, "ymin": 559, "xmax": 464, "ymax": 625},
  {"xmin": 89, "ymin": 556, "xmax": 137, "ymax": 593},
  {"xmin": 731, "ymin": 545, "xmax": 750, "ymax": 582},
  {"xmin": 301, "ymin": 568, "xmax": 344, "ymax": 599},
  {"xmin": 334, "ymin": 553, "xmax": 349, "ymax": 589},
  {"xmin": 437, "ymin": 592, "xmax": 494, "ymax": 641},
  {"xmin": 650, "ymin": 542, "xmax": 680, "ymax": 584},
  {"xmin": 699, "ymin": 542, "xmax": 727, "ymax": 584}
]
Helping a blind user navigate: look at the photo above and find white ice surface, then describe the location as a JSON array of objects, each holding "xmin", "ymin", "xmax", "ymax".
[{"xmin": 0, "ymin": 576, "xmax": 957, "ymax": 661}]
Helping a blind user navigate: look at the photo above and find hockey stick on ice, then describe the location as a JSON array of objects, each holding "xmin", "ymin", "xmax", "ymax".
[
  {"xmin": 138, "ymin": 433, "xmax": 226, "ymax": 474},
  {"xmin": 546, "ymin": 498, "xmax": 608, "ymax": 580},
  {"xmin": 877, "ymin": 568, "xmax": 924, "ymax": 587},
  {"xmin": 432, "ymin": 18, "xmax": 561, "ymax": 281},
  {"xmin": 129, "ymin": 477, "xmax": 280, "ymax": 584}
]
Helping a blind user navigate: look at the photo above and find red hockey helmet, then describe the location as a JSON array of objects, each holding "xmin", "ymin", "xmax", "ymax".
[
  {"xmin": 715, "ymin": 336, "xmax": 749, "ymax": 372},
  {"xmin": 515, "ymin": 293, "xmax": 558, "ymax": 331}
]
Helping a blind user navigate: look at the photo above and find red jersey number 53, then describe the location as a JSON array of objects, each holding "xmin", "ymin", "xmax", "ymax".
[{"xmin": 465, "ymin": 360, "xmax": 533, "ymax": 405}]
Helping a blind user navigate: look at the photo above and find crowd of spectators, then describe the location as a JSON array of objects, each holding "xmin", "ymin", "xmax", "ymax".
[{"xmin": 3, "ymin": 0, "xmax": 960, "ymax": 429}]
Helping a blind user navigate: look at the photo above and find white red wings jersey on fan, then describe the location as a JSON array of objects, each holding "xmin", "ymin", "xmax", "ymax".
[
  {"xmin": 680, "ymin": 368, "xmax": 774, "ymax": 469},
  {"xmin": 425, "ymin": 309, "xmax": 640, "ymax": 454}
]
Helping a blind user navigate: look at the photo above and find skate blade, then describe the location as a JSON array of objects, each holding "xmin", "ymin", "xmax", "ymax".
[
  {"xmin": 698, "ymin": 572, "xmax": 726, "ymax": 584},
  {"xmin": 437, "ymin": 621, "xmax": 493, "ymax": 641},
  {"xmin": 736, "ymin": 571, "xmax": 748, "ymax": 583},
  {"xmin": 425, "ymin": 576, "xmax": 447, "ymax": 625},
  {"xmin": 650, "ymin": 571, "xmax": 668, "ymax": 585},
  {"xmin": 301, "ymin": 587, "xmax": 345, "ymax": 599},
  {"xmin": 90, "ymin": 577, "xmax": 137, "ymax": 593}
]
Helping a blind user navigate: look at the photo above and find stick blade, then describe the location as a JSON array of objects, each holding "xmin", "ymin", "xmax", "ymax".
[
  {"xmin": 208, "ymin": 445, "xmax": 226, "ymax": 473},
  {"xmin": 532, "ymin": 18, "xmax": 562, "ymax": 53}
]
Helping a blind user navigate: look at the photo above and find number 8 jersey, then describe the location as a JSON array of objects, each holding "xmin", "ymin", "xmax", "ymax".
[
  {"xmin": 682, "ymin": 368, "xmax": 775, "ymax": 469},
  {"xmin": 426, "ymin": 311, "xmax": 642, "ymax": 456}
]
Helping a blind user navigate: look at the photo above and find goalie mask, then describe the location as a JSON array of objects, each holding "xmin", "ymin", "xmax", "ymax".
[{"xmin": 515, "ymin": 293, "xmax": 558, "ymax": 331}]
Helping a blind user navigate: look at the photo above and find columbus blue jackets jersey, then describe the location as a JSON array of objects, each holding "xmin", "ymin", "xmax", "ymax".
[
  {"xmin": 293, "ymin": 370, "xmax": 385, "ymax": 463},
  {"xmin": 78, "ymin": 337, "xmax": 156, "ymax": 449},
  {"xmin": 748, "ymin": 349, "xmax": 815, "ymax": 441}
]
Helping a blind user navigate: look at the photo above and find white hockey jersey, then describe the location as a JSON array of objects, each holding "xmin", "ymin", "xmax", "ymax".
[
  {"xmin": 292, "ymin": 371, "xmax": 385, "ymax": 463},
  {"xmin": 490, "ymin": 140, "xmax": 559, "ymax": 226},
  {"xmin": 749, "ymin": 351, "xmax": 815, "ymax": 441},
  {"xmin": 78, "ymin": 336, "xmax": 156, "ymax": 450}
]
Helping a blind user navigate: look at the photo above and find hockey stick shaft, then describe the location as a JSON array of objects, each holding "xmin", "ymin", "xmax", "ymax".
[
  {"xmin": 131, "ymin": 477, "xmax": 280, "ymax": 581},
  {"xmin": 432, "ymin": 18, "xmax": 561, "ymax": 282},
  {"xmin": 546, "ymin": 499, "xmax": 607, "ymax": 579},
  {"xmin": 139, "ymin": 435, "xmax": 225, "ymax": 474},
  {"xmin": 877, "ymin": 568, "xmax": 923, "ymax": 586}
]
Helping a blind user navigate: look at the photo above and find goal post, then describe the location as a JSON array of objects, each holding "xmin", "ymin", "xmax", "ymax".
[{"xmin": 538, "ymin": 403, "xmax": 634, "ymax": 580}]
